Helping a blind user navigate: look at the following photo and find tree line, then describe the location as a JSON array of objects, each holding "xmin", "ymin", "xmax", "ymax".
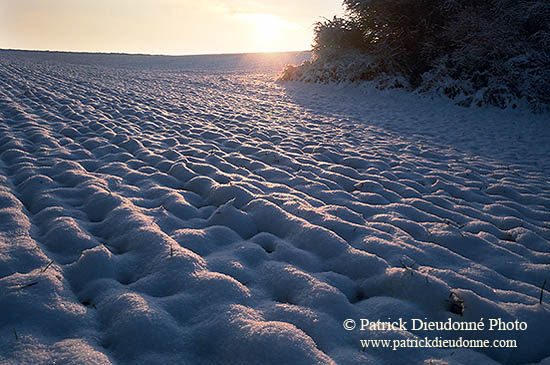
[{"xmin": 282, "ymin": 0, "xmax": 550, "ymax": 112}]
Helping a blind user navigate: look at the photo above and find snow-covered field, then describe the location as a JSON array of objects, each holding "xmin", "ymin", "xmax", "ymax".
[{"xmin": 1, "ymin": 49, "xmax": 550, "ymax": 364}]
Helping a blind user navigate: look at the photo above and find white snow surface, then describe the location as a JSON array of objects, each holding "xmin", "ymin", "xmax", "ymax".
[{"xmin": 1, "ymin": 49, "xmax": 550, "ymax": 365}]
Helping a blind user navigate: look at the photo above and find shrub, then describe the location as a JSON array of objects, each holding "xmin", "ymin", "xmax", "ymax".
[{"xmin": 281, "ymin": 0, "xmax": 550, "ymax": 112}]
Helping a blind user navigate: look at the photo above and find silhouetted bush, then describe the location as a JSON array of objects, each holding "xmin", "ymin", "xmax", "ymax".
[{"xmin": 281, "ymin": 0, "xmax": 550, "ymax": 112}]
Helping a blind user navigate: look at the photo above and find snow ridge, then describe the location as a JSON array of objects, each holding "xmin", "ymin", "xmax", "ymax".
[{"xmin": 0, "ymin": 50, "xmax": 550, "ymax": 364}]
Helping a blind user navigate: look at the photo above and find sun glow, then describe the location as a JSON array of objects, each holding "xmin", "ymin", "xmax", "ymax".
[
  {"xmin": 0, "ymin": 0, "xmax": 344, "ymax": 55},
  {"xmin": 238, "ymin": 13, "xmax": 290, "ymax": 51}
]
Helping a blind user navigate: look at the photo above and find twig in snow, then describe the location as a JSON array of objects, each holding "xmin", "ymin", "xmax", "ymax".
[
  {"xmin": 41, "ymin": 260, "xmax": 54, "ymax": 273},
  {"xmin": 400, "ymin": 259, "xmax": 416, "ymax": 275},
  {"xmin": 540, "ymin": 279, "xmax": 547, "ymax": 305},
  {"xmin": 15, "ymin": 282, "xmax": 39, "ymax": 290}
]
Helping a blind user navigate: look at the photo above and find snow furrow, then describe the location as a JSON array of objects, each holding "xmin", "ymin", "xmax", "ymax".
[{"xmin": 1, "ymin": 50, "xmax": 550, "ymax": 364}]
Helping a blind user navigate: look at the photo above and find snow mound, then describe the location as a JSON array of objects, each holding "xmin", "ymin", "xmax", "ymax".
[{"xmin": 1, "ymin": 49, "xmax": 550, "ymax": 364}]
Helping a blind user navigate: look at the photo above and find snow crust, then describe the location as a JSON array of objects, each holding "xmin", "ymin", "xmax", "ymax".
[{"xmin": 0, "ymin": 49, "xmax": 549, "ymax": 364}]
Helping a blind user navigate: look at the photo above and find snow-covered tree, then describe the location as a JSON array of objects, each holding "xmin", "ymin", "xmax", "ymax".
[{"xmin": 282, "ymin": 0, "xmax": 550, "ymax": 112}]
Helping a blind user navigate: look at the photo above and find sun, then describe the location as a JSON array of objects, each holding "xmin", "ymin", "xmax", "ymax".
[{"xmin": 239, "ymin": 13, "xmax": 285, "ymax": 47}]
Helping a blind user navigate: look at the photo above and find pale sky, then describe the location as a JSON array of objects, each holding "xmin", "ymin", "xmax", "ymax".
[{"xmin": 0, "ymin": 0, "xmax": 343, "ymax": 55}]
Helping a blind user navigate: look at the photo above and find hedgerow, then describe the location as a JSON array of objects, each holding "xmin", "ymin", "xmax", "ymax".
[{"xmin": 281, "ymin": 0, "xmax": 550, "ymax": 112}]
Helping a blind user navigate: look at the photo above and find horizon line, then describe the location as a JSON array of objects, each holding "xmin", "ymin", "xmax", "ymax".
[{"xmin": 0, "ymin": 47, "xmax": 313, "ymax": 58}]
